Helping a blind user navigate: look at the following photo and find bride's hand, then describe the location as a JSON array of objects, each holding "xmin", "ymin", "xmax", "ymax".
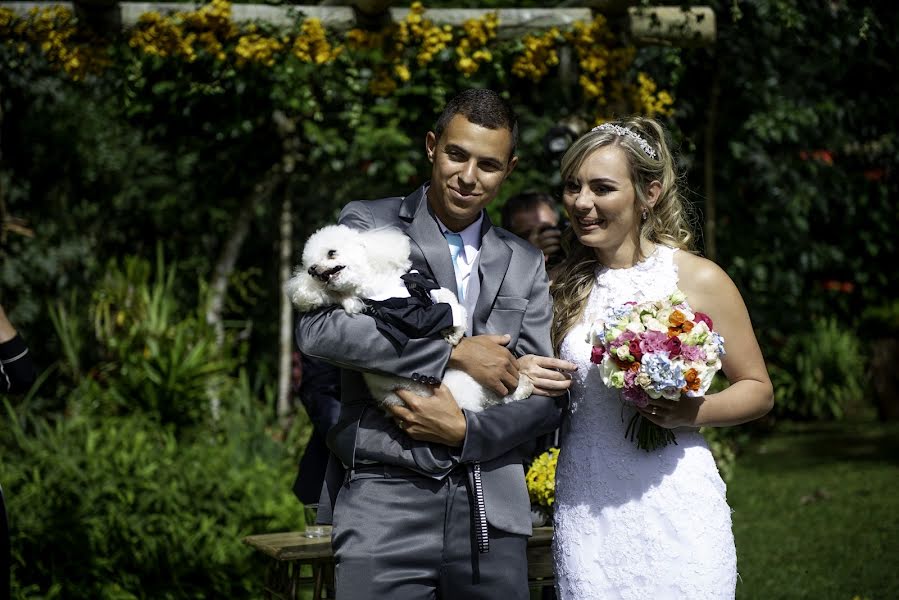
[
  {"xmin": 637, "ymin": 396, "xmax": 703, "ymax": 429},
  {"xmin": 518, "ymin": 354, "xmax": 577, "ymax": 397}
]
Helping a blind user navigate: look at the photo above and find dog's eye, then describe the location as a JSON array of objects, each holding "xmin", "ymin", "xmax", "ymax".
[{"xmin": 327, "ymin": 250, "xmax": 337, "ymax": 259}]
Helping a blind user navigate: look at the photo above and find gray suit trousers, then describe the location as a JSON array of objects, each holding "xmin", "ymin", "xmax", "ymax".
[{"xmin": 332, "ymin": 466, "xmax": 529, "ymax": 600}]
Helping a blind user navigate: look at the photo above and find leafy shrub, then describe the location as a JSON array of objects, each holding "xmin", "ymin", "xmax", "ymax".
[
  {"xmin": 769, "ymin": 318, "xmax": 866, "ymax": 420},
  {"xmin": 2, "ymin": 400, "xmax": 304, "ymax": 599},
  {"xmin": 48, "ymin": 251, "xmax": 238, "ymax": 430}
]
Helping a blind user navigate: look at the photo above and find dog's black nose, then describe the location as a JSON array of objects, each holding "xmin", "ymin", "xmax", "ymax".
[{"xmin": 307, "ymin": 266, "xmax": 318, "ymax": 277}]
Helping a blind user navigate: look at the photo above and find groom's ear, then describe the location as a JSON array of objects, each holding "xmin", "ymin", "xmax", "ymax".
[
  {"xmin": 425, "ymin": 131, "xmax": 437, "ymax": 163},
  {"xmin": 505, "ymin": 154, "xmax": 519, "ymax": 177}
]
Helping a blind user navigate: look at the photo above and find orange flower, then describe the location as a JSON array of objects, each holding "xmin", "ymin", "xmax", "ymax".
[
  {"xmin": 669, "ymin": 310, "xmax": 686, "ymax": 326},
  {"xmin": 681, "ymin": 320, "xmax": 694, "ymax": 333},
  {"xmin": 628, "ymin": 361, "xmax": 641, "ymax": 372},
  {"xmin": 683, "ymin": 368, "xmax": 701, "ymax": 392},
  {"xmin": 667, "ymin": 327, "xmax": 680, "ymax": 338}
]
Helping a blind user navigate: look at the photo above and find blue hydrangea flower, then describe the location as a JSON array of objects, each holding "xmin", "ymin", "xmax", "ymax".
[{"xmin": 641, "ymin": 353, "xmax": 686, "ymax": 399}]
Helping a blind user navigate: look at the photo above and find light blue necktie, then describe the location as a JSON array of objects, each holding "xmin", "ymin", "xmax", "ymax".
[{"xmin": 443, "ymin": 231, "xmax": 465, "ymax": 301}]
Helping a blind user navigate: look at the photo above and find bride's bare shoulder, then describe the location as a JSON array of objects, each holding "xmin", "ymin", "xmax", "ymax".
[{"xmin": 672, "ymin": 250, "xmax": 739, "ymax": 307}]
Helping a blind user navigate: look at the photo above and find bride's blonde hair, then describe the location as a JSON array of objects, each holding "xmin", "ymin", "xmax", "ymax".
[{"xmin": 550, "ymin": 117, "xmax": 697, "ymax": 355}]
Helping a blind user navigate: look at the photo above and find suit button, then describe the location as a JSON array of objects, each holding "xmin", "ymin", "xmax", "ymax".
[
  {"xmin": 411, "ymin": 372, "xmax": 421, "ymax": 382},
  {"xmin": 428, "ymin": 377, "xmax": 439, "ymax": 386}
]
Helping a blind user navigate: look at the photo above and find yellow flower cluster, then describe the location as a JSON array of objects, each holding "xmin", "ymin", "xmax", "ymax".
[
  {"xmin": 455, "ymin": 12, "xmax": 498, "ymax": 76},
  {"xmin": 394, "ymin": 2, "xmax": 453, "ymax": 68},
  {"xmin": 348, "ymin": 2, "xmax": 453, "ymax": 95},
  {"xmin": 129, "ymin": 12, "xmax": 194, "ymax": 60},
  {"xmin": 511, "ymin": 28, "xmax": 561, "ymax": 82},
  {"xmin": 564, "ymin": 16, "xmax": 674, "ymax": 121},
  {"xmin": 129, "ymin": 0, "xmax": 245, "ymax": 64},
  {"xmin": 345, "ymin": 27, "xmax": 386, "ymax": 51},
  {"xmin": 633, "ymin": 71, "xmax": 674, "ymax": 117},
  {"xmin": 1, "ymin": 6, "xmax": 109, "ymax": 80},
  {"xmin": 234, "ymin": 28, "xmax": 283, "ymax": 68},
  {"xmin": 567, "ymin": 16, "xmax": 631, "ymax": 106},
  {"xmin": 180, "ymin": 0, "xmax": 238, "ymax": 61},
  {"xmin": 292, "ymin": 18, "xmax": 342, "ymax": 64},
  {"xmin": 526, "ymin": 447, "xmax": 560, "ymax": 511}
]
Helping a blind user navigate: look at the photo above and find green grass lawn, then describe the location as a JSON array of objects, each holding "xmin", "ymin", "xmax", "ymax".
[{"xmin": 729, "ymin": 421, "xmax": 899, "ymax": 600}]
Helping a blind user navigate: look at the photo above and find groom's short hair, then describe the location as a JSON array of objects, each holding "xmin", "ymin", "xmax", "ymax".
[{"xmin": 433, "ymin": 89, "xmax": 519, "ymax": 158}]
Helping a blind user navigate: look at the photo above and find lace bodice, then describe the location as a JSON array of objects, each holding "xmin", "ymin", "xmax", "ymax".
[{"xmin": 552, "ymin": 245, "xmax": 737, "ymax": 600}]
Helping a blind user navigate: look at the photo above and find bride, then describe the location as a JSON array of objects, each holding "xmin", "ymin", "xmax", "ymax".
[{"xmin": 521, "ymin": 118, "xmax": 773, "ymax": 599}]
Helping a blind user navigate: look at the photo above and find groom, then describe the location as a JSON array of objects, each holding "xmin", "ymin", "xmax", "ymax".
[{"xmin": 295, "ymin": 88, "xmax": 564, "ymax": 599}]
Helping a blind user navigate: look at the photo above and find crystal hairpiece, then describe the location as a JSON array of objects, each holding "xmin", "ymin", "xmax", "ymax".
[{"xmin": 591, "ymin": 123, "xmax": 657, "ymax": 159}]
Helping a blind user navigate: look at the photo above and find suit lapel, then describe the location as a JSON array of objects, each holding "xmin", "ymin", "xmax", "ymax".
[
  {"xmin": 402, "ymin": 186, "xmax": 458, "ymax": 293},
  {"xmin": 473, "ymin": 218, "xmax": 511, "ymax": 332}
]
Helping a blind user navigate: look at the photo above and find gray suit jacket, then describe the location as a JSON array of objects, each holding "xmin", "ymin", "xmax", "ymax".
[{"xmin": 295, "ymin": 183, "xmax": 564, "ymax": 535}]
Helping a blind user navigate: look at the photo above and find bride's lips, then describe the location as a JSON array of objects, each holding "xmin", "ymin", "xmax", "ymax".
[{"xmin": 576, "ymin": 216, "xmax": 606, "ymax": 232}]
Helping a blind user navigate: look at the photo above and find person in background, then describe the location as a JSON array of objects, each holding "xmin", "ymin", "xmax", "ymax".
[
  {"xmin": 1, "ymin": 301, "xmax": 36, "ymax": 600},
  {"xmin": 501, "ymin": 191, "xmax": 563, "ymax": 269},
  {"xmin": 0, "ymin": 302, "xmax": 36, "ymax": 394},
  {"xmin": 291, "ymin": 352, "xmax": 342, "ymax": 506}
]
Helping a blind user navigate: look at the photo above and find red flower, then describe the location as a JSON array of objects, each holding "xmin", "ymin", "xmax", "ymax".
[
  {"xmin": 628, "ymin": 339, "xmax": 643, "ymax": 362},
  {"xmin": 694, "ymin": 311, "xmax": 713, "ymax": 329},
  {"xmin": 663, "ymin": 336, "xmax": 682, "ymax": 357},
  {"xmin": 590, "ymin": 345, "xmax": 605, "ymax": 364},
  {"xmin": 864, "ymin": 168, "xmax": 885, "ymax": 182}
]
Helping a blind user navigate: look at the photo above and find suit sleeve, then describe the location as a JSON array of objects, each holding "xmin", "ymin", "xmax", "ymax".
[
  {"xmin": 295, "ymin": 200, "xmax": 454, "ymax": 382},
  {"xmin": 458, "ymin": 255, "xmax": 565, "ymax": 463},
  {"xmin": 0, "ymin": 334, "xmax": 37, "ymax": 394}
]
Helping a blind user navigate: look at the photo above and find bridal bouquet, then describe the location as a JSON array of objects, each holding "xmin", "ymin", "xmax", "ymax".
[{"xmin": 587, "ymin": 289, "xmax": 726, "ymax": 451}]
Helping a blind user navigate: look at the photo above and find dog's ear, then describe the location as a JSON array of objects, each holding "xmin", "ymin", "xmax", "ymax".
[
  {"xmin": 359, "ymin": 228, "xmax": 412, "ymax": 275},
  {"xmin": 284, "ymin": 269, "xmax": 330, "ymax": 312}
]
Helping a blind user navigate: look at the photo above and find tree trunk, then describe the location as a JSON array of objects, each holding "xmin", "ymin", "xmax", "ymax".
[
  {"xmin": 206, "ymin": 164, "xmax": 282, "ymax": 417},
  {"xmin": 277, "ymin": 185, "xmax": 294, "ymax": 425}
]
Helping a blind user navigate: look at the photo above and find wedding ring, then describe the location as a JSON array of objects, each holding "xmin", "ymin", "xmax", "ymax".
[
  {"xmin": 650, "ymin": 406, "xmax": 657, "ymax": 415},
  {"xmin": 398, "ymin": 419, "xmax": 407, "ymax": 430}
]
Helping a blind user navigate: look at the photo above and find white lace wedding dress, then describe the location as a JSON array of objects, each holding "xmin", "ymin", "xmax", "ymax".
[{"xmin": 553, "ymin": 245, "xmax": 737, "ymax": 600}]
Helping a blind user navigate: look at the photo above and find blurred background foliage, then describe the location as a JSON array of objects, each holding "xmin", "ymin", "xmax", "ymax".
[{"xmin": 0, "ymin": 0, "xmax": 896, "ymax": 597}]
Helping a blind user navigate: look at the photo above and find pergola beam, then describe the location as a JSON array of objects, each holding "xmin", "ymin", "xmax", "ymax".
[{"xmin": 1, "ymin": 2, "xmax": 715, "ymax": 46}]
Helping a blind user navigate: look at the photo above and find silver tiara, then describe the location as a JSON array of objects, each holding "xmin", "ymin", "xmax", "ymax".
[{"xmin": 591, "ymin": 123, "xmax": 657, "ymax": 159}]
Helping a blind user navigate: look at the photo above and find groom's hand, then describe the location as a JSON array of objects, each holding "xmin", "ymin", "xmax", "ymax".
[
  {"xmin": 388, "ymin": 386, "xmax": 467, "ymax": 446},
  {"xmin": 448, "ymin": 334, "xmax": 520, "ymax": 396}
]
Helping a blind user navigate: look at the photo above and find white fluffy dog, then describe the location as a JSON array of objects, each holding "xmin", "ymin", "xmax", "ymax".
[{"xmin": 285, "ymin": 224, "xmax": 532, "ymax": 413}]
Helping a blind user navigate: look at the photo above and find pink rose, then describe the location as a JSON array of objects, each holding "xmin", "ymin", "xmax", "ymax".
[
  {"xmin": 590, "ymin": 345, "xmax": 606, "ymax": 364},
  {"xmin": 694, "ymin": 311, "xmax": 713, "ymax": 329},
  {"xmin": 663, "ymin": 336, "xmax": 682, "ymax": 357}
]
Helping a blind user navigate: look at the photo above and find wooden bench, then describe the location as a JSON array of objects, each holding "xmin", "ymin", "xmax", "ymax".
[{"xmin": 244, "ymin": 526, "xmax": 555, "ymax": 599}]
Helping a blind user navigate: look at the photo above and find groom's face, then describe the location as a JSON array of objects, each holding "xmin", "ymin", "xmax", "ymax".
[{"xmin": 425, "ymin": 115, "xmax": 518, "ymax": 232}]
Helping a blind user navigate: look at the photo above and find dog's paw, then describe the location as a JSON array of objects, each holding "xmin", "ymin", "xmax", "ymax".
[
  {"xmin": 430, "ymin": 287, "xmax": 460, "ymax": 305},
  {"xmin": 509, "ymin": 374, "xmax": 534, "ymax": 402},
  {"xmin": 442, "ymin": 325, "xmax": 466, "ymax": 346},
  {"xmin": 341, "ymin": 296, "xmax": 366, "ymax": 314}
]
